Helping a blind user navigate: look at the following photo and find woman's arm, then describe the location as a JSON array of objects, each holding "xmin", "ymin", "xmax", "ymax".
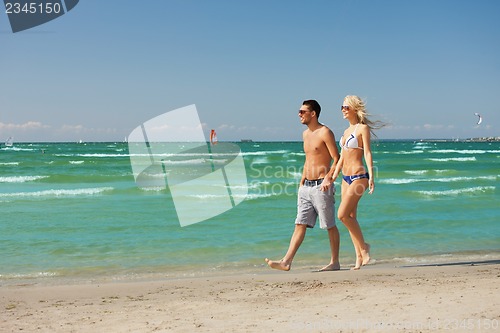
[{"xmin": 361, "ymin": 125, "xmax": 375, "ymax": 194}]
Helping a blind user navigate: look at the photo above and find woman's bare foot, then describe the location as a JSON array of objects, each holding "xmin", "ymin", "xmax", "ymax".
[
  {"xmin": 265, "ymin": 258, "xmax": 291, "ymax": 271},
  {"xmin": 318, "ymin": 262, "xmax": 340, "ymax": 272},
  {"xmin": 351, "ymin": 256, "xmax": 362, "ymax": 270},
  {"xmin": 361, "ymin": 243, "xmax": 371, "ymax": 266}
]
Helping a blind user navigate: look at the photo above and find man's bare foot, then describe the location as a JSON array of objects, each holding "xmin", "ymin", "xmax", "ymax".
[
  {"xmin": 318, "ymin": 262, "xmax": 340, "ymax": 272},
  {"xmin": 361, "ymin": 243, "xmax": 371, "ymax": 266},
  {"xmin": 265, "ymin": 258, "xmax": 291, "ymax": 271}
]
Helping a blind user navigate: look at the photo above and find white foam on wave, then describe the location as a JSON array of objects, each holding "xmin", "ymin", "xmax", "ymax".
[
  {"xmin": 188, "ymin": 191, "xmax": 276, "ymax": 200},
  {"xmin": 380, "ymin": 175, "xmax": 496, "ymax": 185},
  {"xmin": 413, "ymin": 143, "xmax": 433, "ymax": 150},
  {"xmin": 435, "ymin": 169, "xmax": 452, "ymax": 174},
  {"xmin": 0, "ymin": 187, "xmax": 114, "ymax": 198},
  {"xmin": 139, "ymin": 186, "xmax": 165, "ymax": 192},
  {"xmin": 430, "ymin": 149, "xmax": 486, "ymax": 154},
  {"xmin": 161, "ymin": 158, "xmax": 208, "ymax": 165},
  {"xmin": 69, "ymin": 160, "xmax": 85, "ymax": 165},
  {"xmin": 56, "ymin": 153, "xmax": 128, "ymax": 158},
  {"xmin": 0, "ymin": 175, "xmax": 49, "ymax": 183},
  {"xmin": 415, "ymin": 186, "xmax": 495, "ymax": 197},
  {"xmin": 392, "ymin": 150, "xmax": 424, "ymax": 155},
  {"xmin": 0, "ymin": 162, "xmax": 20, "ymax": 166},
  {"xmin": 250, "ymin": 157, "xmax": 269, "ymax": 165},
  {"xmin": 288, "ymin": 171, "xmax": 302, "ymax": 179},
  {"xmin": 427, "ymin": 157, "xmax": 476, "ymax": 162},
  {"xmin": 241, "ymin": 150, "xmax": 289, "ymax": 156},
  {"xmin": 379, "ymin": 178, "xmax": 417, "ymax": 184},
  {"xmin": 1, "ymin": 147, "xmax": 35, "ymax": 152},
  {"xmin": 0, "ymin": 271, "xmax": 58, "ymax": 280},
  {"xmin": 404, "ymin": 170, "xmax": 428, "ymax": 175}
]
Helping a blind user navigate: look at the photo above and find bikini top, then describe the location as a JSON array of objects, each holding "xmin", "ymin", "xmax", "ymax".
[{"xmin": 341, "ymin": 124, "xmax": 363, "ymax": 150}]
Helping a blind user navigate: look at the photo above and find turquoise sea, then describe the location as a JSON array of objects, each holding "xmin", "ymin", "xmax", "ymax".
[{"xmin": 0, "ymin": 141, "xmax": 499, "ymax": 284}]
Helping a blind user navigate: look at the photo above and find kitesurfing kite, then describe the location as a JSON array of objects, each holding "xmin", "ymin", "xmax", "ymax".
[{"xmin": 474, "ymin": 112, "xmax": 483, "ymax": 125}]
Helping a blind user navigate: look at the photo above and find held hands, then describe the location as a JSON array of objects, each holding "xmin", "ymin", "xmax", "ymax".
[{"xmin": 320, "ymin": 176, "xmax": 334, "ymax": 192}]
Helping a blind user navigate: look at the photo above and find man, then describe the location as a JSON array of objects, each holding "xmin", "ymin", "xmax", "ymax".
[{"xmin": 265, "ymin": 100, "xmax": 340, "ymax": 271}]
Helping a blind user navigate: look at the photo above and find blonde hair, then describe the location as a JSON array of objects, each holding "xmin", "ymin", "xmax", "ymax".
[{"xmin": 344, "ymin": 95, "xmax": 385, "ymax": 137}]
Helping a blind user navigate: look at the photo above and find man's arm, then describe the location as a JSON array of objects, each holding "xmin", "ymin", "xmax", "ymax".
[
  {"xmin": 320, "ymin": 127, "xmax": 340, "ymax": 191},
  {"xmin": 299, "ymin": 131, "xmax": 307, "ymax": 186}
]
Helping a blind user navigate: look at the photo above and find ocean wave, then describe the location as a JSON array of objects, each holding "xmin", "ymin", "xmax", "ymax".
[
  {"xmin": 0, "ymin": 175, "xmax": 49, "ymax": 183},
  {"xmin": 188, "ymin": 192, "xmax": 276, "ymax": 200},
  {"xmin": 0, "ymin": 162, "xmax": 20, "ymax": 166},
  {"xmin": 241, "ymin": 150, "xmax": 289, "ymax": 156},
  {"xmin": 69, "ymin": 160, "xmax": 85, "ymax": 164},
  {"xmin": 248, "ymin": 181, "xmax": 270, "ymax": 187},
  {"xmin": 0, "ymin": 147, "xmax": 36, "ymax": 152},
  {"xmin": 250, "ymin": 157, "xmax": 269, "ymax": 165},
  {"xmin": 415, "ymin": 186, "xmax": 495, "ymax": 197},
  {"xmin": 427, "ymin": 157, "xmax": 476, "ymax": 162},
  {"xmin": 404, "ymin": 169, "xmax": 454, "ymax": 175},
  {"xmin": 56, "ymin": 151, "xmax": 246, "ymax": 159},
  {"xmin": 161, "ymin": 158, "xmax": 229, "ymax": 165},
  {"xmin": 386, "ymin": 150, "xmax": 424, "ymax": 154},
  {"xmin": 0, "ymin": 187, "xmax": 114, "ymax": 198},
  {"xmin": 55, "ymin": 153, "xmax": 129, "ymax": 158},
  {"xmin": 162, "ymin": 158, "xmax": 206, "ymax": 165},
  {"xmin": 435, "ymin": 169, "xmax": 453, "ymax": 174},
  {"xmin": 0, "ymin": 271, "xmax": 58, "ymax": 280},
  {"xmin": 430, "ymin": 149, "xmax": 486, "ymax": 154},
  {"xmin": 139, "ymin": 186, "xmax": 166, "ymax": 192},
  {"xmin": 391, "ymin": 251, "xmax": 500, "ymax": 266},
  {"xmin": 413, "ymin": 144, "xmax": 434, "ymax": 150},
  {"xmin": 404, "ymin": 170, "xmax": 428, "ymax": 175},
  {"xmin": 379, "ymin": 176, "xmax": 496, "ymax": 185}
]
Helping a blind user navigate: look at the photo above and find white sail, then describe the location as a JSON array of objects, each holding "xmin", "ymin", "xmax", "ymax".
[
  {"xmin": 5, "ymin": 137, "xmax": 14, "ymax": 147},
  {"xmin": 210, "ymin": 129, "xmax": 218, "ymax": 145}
]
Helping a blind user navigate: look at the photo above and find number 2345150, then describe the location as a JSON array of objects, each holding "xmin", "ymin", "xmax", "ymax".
[{"xmin": 5, "ymin": 2, "xmax": 62, "ymax": 14}]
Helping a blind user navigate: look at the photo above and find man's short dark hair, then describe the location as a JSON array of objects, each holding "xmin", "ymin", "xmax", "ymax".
[{"xmin": 302, "ymin": 100, "xmax": 321, "ymax": 118}]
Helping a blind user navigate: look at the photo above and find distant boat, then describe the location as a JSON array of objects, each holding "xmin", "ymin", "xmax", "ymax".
[
  {"xmin": 5, "ymin": 136, "xmax": 13, "ymax": 147},
  {"xmin": 210, "ymin": 129, "xmax": 218, "ymax": 145}
]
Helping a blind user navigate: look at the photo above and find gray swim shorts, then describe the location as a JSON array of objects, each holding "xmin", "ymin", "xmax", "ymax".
[{"xmin": 295, "ymin": 179, "xmax": 336, "ymax": 229}]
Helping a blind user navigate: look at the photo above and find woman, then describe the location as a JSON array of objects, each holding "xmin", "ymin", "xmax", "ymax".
[{"xmin": 330, "ymin": 95, "xmax": 383, "ymax": 270}]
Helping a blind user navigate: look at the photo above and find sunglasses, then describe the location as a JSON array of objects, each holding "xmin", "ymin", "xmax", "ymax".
[
  {"xmin": 298, "ymin": 110, "xmax": 312, "ymax": 115},
  {"xmin": 341, "ymin": 105, "xmax": 350, "ymax": 111}
]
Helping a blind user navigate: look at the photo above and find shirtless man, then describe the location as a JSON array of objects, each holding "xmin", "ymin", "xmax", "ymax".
[{"xmin": 265, "ymin": 100, "xmax": 340, "ymax": 271}]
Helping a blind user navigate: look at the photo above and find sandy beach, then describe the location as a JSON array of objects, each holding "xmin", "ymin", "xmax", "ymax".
[{"xmin": 1, "ymin": 261, "xmax": 499, "ymax": 333}]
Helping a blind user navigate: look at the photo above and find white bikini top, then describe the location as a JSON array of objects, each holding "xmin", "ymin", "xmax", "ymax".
[{"xmin": 341, "ymin": 124, "xmax": 363, "ymax": 150}]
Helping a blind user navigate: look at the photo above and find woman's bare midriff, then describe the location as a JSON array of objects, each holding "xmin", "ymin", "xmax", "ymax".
[{"xmin": 341, "ymin": 149, "xmax": 366, "ymax": 176}]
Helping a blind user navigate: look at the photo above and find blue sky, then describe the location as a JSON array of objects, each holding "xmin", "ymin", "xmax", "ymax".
[{"xmin": 1, "ymin": 0, "xmax": 499, "ymax": 142}]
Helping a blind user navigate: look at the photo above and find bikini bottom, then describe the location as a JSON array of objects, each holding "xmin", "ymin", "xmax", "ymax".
[{"xmin": 342, "ymin": 173, "xmax": 369, "ymax": 185}]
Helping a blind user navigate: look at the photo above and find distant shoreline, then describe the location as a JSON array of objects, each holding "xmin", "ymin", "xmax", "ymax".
[
  {"xmin": 416, "ymin": 137, "xmax": 500, "ymax": 143},
  {"xmin": 2, "ymin": 137, "xmax": 500, "ymax": 144}
]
